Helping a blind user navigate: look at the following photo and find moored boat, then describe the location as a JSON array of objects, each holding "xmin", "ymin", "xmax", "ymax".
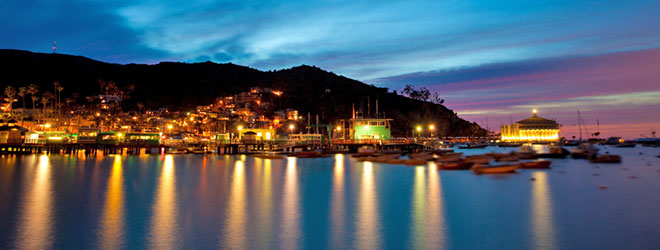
[
  {"xmin": 291, "ymin": 151, "xmax": 330, "ymax": 158},
  {"xmin": 253, "ymin": 154, "xmax": 284, "ymax": 159},
  {"xmin": 458, "ymin": 143, "xmax": 488, "ymax": 149},
  {"xmin": 438, "ymin": 160, "xmax": 473, "ymax": 170},
  {"xmin": 520, "ymin": 160, "xmax": 551, "ymax": 169},
  {"xmin": 470, "ymin": 163, "xmax": 519, "ymax": 174},
  {"xmin": 495, "ymin": 155, "xmax": 519, "ymax": 162},
  {"xmin": 589, "ymin": 154, "xmax": 622, "ymax": 163},
  {"xmin": 497, "ymin": 142, "xmax": 522, "ymax": 147},
  {"xmin": 537, "ymin": 146, "xmax": 569, "ymax": 158}
]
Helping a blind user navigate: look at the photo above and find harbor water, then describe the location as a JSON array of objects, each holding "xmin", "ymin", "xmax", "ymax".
[{"xmin": 1, "ymin": 146, "xmax": 660, "ymax": 249}]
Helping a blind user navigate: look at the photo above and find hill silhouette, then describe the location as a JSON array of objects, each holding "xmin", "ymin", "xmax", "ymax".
[{"xmin": 0, "ymin": 49, "xmax": 486, "ymax": 136}]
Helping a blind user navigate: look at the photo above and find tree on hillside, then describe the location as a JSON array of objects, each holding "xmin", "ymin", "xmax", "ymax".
[
  {"xmin": 402, "ymin": 84, "xmax": 446, "ymax": 105},
  {"xmin": 18, "ymin": 87, "xmax": 27, "ymax": 109},
  {"xmin": 4, "ymin": 86, "xmax": 17, "ymax": 111},
  {"xmin": 27, "ymin": 84, "xmax": 39, "ymax": 109}
]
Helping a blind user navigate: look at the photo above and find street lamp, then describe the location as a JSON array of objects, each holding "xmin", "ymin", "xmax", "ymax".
[
  {"xmin": 429, "ymin": 124, "xmax": 435, "ymax": 137},
  {"xmin": 416, "ymin": 125, "xmax": 422, "ymax": 137},
  {"xmin": 289, "ymin": 124, "xmax": 295, "ymax": 133}
]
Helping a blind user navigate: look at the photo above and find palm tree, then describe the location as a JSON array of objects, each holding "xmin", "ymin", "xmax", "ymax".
[
  {"xmin": 18, "ymin": 87, "xmax": 27, "ymax": 109},
  {"xmin": 4, "ymin": 86, "xmax": 17, "ymax": 113},
  {"xmin": 41, "ymin": 92, "xmax": 54, "ymax": 114},
  {"xmin": 18, "ymin": 87, "xmax": 27, "ymax": 126},
  {"xmin": 27, "ymin": 84, "xmax": 39, "ymax": 109}
]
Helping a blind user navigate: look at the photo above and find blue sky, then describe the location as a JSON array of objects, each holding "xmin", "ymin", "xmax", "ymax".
[{"xmin": 2, "ymin": 0, "xmax": 660, "ymax": 137}]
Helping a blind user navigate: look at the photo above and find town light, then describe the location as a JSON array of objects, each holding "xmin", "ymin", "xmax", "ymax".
[
  {"xmin": 429, "ymin": 124, "xmax": 435, "ymax": 131},
  {"xmin": 416, "ymin": 126, "xmax": 422, "ymax": 132},
  {"xmin": 533, "ymin": 109, "xmax": 537, "ymax": 115},
  {"xmin": 167, "ymin": 124, "xmax": 173, "ymax": 130},
  {"xmin": 365, "ymin": 125, "xmax": 370, "ymax": 130},
  {"xmin": 289, "ymin": 124, "xmax": 294, "ymax": 130},
  {"xmin": 44, "ymin": 123, "xmax": 52, "ymax": 128},
  {"xmin": 336, "ymin": 126, "xmax": 342, "ymax": 131},
  {"xmin": 237, "ymin": 125, "xmax": 243, "ymax": 131}
]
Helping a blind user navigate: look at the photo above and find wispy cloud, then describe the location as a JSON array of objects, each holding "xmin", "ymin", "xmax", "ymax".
[{"xmin": 2, "ymin": 0, "xmax": 659, "ymax": 137}]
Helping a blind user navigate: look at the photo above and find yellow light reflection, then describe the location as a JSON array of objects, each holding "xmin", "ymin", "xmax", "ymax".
[
  {"xmin": 426, "ymin": 162, "xmax": 446, "ymax": 249},
  {"xmin": 409, "ymin": 162, "xmax": 446, "ymax": 249},
  {"xmin": 15, "ymin": 155, "xmax": 53, "ymax": 250},
  {"xmin": 223, "ymin": 160, "xmax": 247, "ymax": 249},
  {"xmin": 148, "ymin": 155, "xmax": 178, "ymax": 250},
  {"xmin": 255, "ymin": 158, "xmax": 274, "ymax": 249},
  {"xmin": 355, "ymin": 161, "xmax": 381, "ymax": 250},
  {"xmin": 531, "ymin": 171, "xmax": 556, "ymax": 250},
  {"xmin": 330, "ymin": 154, "xmax": 346, "ymax": 248},
  {"xmin": 281, "ymin": 157, "xmax": 300, "ymax": 250},
  {"xmin": 410, "ymin": 166, "xmax": 427, "ymax": 249},
  {"xmin": 98, "ymin": 156, "xmax": 125, "ymax": 250}
]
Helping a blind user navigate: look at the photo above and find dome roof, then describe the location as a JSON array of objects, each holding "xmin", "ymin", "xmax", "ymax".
[{"xmin": 516, "ymin": 115, "xmax": 558, "ymax": 125}]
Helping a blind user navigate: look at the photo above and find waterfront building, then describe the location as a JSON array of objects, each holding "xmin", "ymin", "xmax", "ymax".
[
  {"xmin": 501, "ymin": 110, "xmax": 560, "ymax": 142},
  {"xmin": 336, "ymin": 118, "xmax": 392, "ymax": 140},
  {"xmin": 237, "ymin": 128, "xmax": 275, "ymax": 141}
]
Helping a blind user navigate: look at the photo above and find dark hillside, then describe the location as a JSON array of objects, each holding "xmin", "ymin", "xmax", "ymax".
[{"xmin": 0, "ymin": 49, "xmax": 485, "ymax": 136}]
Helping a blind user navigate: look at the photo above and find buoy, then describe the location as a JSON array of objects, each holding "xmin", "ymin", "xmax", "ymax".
[
  {"xmin": 599, "ymin": 185, "xmax": 607, "ymax": 189},
  {"xmin": 530, "ymin": 177, "xmax": 536, "ymax": 181}
]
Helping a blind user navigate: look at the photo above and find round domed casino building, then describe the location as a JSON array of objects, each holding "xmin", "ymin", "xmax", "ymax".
[{"xmin": 501, "ymin": 110, "xmax": 561, "ymax": 142}]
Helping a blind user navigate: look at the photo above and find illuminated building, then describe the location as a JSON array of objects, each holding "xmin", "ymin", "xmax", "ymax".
[
  {"xmin": 501, "ymin": 110, "xmax": 560, "ymax": 142},
  {"xmin": 336, "ymin": 118, "xmax": 392, "ymax": 140}
]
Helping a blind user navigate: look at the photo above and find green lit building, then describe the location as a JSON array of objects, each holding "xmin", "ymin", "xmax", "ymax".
[{"xmin": 336, "ymin": 118, "xmax": 392, "ymax": 140}]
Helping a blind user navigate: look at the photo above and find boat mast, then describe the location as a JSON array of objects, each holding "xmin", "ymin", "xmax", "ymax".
[{"xmin": 577, "ymin": 110, "xmax": 583, "ymax": 141}]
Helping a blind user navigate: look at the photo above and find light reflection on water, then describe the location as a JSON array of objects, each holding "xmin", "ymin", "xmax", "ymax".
[
  {"xmin": 14, "ymin": 155, "xmax": 53, "ymax": 250},
  {"xmin": 98, "ymin": 155, "xmax": 125, "ymax": 250},
  {"xmin": 223, "ymin": 159, "xmax": 247, "ymax": 249},
  {"xmin": 410, "ymin": 163, "xmax": 447, "ymax": 249},
  {"xmin": 281, "ymin": 157, "xmax": 301, "ymax": 250},
  {"xmin": 1, "ymin": 146, "xmax": 659, "ymax": 250},
  {"xmin": 148, "ymin": 155, "xmax": 178, "ymax": 250},
  {"xmin": 531, "ymin": 171, "xmax": 556, "ymax": 250},
  {"xmin": 356, "ymin": 161, "xmax": 381, "ymax": 250},
  {"xmin": 330, "ymin": 154, "xmax": 346, "ymax": 249}
]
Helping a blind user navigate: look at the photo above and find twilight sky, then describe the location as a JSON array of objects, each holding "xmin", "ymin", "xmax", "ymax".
[{"xmin": 2, "ymin": 0, "xmax": 659, "ymax": 138}]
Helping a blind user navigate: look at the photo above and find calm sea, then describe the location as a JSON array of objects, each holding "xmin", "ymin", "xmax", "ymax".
[{"xmin": 1, "ymin": 146, "xmax": 659, "ymax": 250}]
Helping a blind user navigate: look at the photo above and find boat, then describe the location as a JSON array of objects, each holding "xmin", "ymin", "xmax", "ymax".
[
  {"xmin": 520, "ymin": 160, "xmax": 551, "ymax": 169},
  {"xmin": 562, "ymin": 141, "xmax": 580, "ymax": 146},
  {"xmin": 253, "ymin": 154, "xmax": 284, "ymax": 159},
  {"xmin": 470, "ymin": 163, "xmax": 519, "ymax": 174},
  {"xmin": 570, "ymin": 143, "xmax": 598, "ymax": 159},
  {"xmin": 458, "ymin": 143, "xmax": 488, "ymax": 149},
  {"xmin": 497, "ymin": 142, "xmax": 522, "ymax": 147},
  {"xmin": 495, "ymin": 155, "xmax": 519, "ymax": 162},
  {"xmin": 438, "ymin": 160, "xmax": 473, "ymax": 170},
  {"xmin": 291, "ymin": 151, "xmax": 330, "ymax": 158},
  {"xmin": 167, "ymin": 148, "xmax": 189, "ymax": 154},
  {"xmin": 357, "ymin": 153, "xmax": 401, "ymax": 163},
  {"xmin": 464, "ymin": 155, "xmax": 491, "ymax": 164},
  {"xmin": 401, "ymin": 159, "xmax": 429, "ymax": 166},
  {"xmin": 436, "ymin": 153, "xmax": 464, "ymax": 163},
  {"xmin": 615, "ymin": 143, "xmax": 636, "ymax": 148},
  {"xmin": 537, "ymin": 146, "xmax": 569, "ymax": 158},
  {"xmin": 589, "ymin": 155, "xmax": 622, "ymax": 163},
  {"xmin": 408, "ymin": 151, "xmax": 435, "ymax": 161}
]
